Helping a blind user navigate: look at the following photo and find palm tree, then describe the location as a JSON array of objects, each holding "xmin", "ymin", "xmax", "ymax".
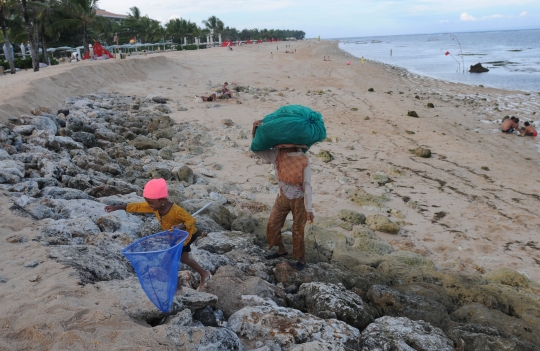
[
  {"xmin": 139, "ymin": 16, "xmax": 161, "ymax": 43},
  {"xmin": 165, "ymin": 18, "xmax": 192, "ymax": 44},
  {"xmin": 128, "ymin": 6, "xmax": 140, "ymax": 21},
  {"xmin": 201, "ymin": 15, "xmax": 223, "ymax": 42},
  {"xmin": 35, "ymin": 0, "xmax": 61, "ymax": 64},
  {"xmin": 222, "ymin": 26, "xmax": 238, "ymax": 41},
  {"xmin": 165, "ymin": 18, "xmax": 180, "ymax": 43},
  {"xmin": 183, "ymin": 21, "xmax": 199, "ymax": 45},
  {"xmin": 20, "ymin": 0, "xmax": 39, "ymax": 71},
  {"xmin": 122, "ymin": 6, "xmax": 140, "ymax": 38},
  {"xmin": 52, "ymin": 0, "xmax": 100, "ymax": 56},
  {"xmin": 93, "ymin": 15, "xmax": 118, "ymax": 46},
  {"xmin": 0, "ymin": 0, "xmax": 16, "ymax": 73}
]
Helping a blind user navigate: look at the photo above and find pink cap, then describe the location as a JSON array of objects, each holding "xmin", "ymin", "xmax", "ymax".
[
  {"xmin": 347, "ymin": 61, "xmax": 350, "ymax": 65},
  {"xmin": 143, "ymin": 178, "xmax": 168, "ymax": 199}
]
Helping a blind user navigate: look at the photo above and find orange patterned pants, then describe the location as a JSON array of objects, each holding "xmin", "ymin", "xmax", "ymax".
[{"xmin": 266, "ymin": 195, "xmax": 307, "ymax": 259}]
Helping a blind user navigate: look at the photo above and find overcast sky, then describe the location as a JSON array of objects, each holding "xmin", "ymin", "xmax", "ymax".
[{"xmin": 99, "ymin": 0, "xmax": 540, "ymax": 38}]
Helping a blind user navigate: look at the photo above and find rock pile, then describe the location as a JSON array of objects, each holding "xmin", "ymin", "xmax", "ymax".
[{"xmin": 2, "ymin": 92, "xmax": 540, "ymax": 350}]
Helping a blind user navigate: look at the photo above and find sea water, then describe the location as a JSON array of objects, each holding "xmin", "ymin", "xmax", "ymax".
[{"xmin": 338, "ymin": 29, "xmax": 540, "ymax": 93}]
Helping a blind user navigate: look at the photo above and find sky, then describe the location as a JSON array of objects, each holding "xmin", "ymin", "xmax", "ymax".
[{"xmin": 99, "ymin": 0, "xmax": 540, "ymax": 38}]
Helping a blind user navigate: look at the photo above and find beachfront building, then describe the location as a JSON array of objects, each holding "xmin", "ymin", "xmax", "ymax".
[{"xmin": 96, "ymin": 9, "xmax": 128, "ymax": 22}]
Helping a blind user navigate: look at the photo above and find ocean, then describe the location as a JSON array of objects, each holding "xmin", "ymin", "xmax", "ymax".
[{"xmin": 338, "ymin": 29, "xmax": 540, "ymax": 93}]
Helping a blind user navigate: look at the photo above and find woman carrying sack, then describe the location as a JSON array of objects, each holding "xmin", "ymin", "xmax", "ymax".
[{"xmin": 251, "ymin": 120, "xmax": 314, "ymax": 271}]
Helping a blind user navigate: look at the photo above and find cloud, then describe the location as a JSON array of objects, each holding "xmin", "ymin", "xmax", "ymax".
[
  {"xmin": 460, "ymin": 12, "xmax": 507, "ymax": 21},
  {"xmin": 519, "ymin": 11, "xmax": 527, "ymax": 16},
  {"xmin": 439, "ymin": 19, "xmax": 449, "ymax": 23},
  {"xmin": 460, "ymin": 12, "xmax": 476, "ymax": 21}
]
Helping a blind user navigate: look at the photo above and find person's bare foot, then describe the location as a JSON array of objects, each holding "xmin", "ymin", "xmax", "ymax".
[{"xmin": 197, "ymin": 270, "xmax": 212, "ymax": 291}]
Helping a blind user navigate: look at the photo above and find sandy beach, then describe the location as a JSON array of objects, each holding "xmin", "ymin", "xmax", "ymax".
[{"xmin": 1, "ymin": 40, "xmax": 540, "ymax": 349}]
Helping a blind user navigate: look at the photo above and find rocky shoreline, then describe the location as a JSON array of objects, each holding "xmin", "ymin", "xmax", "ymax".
[{"xmin": 1, "ymin": 92, "xmax": 540, "ymax": 350}]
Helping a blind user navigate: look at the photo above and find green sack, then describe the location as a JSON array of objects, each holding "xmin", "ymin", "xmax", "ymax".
[{"xmin": 250, "ymin": 105, "xmax": 326, "ymax": 151}]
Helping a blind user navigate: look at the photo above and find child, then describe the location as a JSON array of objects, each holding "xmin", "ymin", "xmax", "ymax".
[
  {"xmin": 522, "ymin": 121, "xmax": 538, "ymax": 137},
  {"xmin": 104, "ymin": 178, "xmax": 211, "ymax": 289}
]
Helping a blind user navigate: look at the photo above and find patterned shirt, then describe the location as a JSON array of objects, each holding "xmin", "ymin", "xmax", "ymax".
[
  {"xmin": 253, "ymin": 149, "xmax": 313, "ymax": 212},
  {"xmin": 279, "ymin": 181, "xmax": 304, "ymax": 199},
  {"xmin": 126, "ymin": 202, "xmax": 196, "ymax": 246}
]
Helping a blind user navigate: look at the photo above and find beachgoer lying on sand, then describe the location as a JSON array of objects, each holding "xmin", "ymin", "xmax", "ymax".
[
  {"xmin": 251, "ymin": 121, "xmax": 314, "ymax": 271},
  {"xmin": 522, "ymin": 122, "xmax": 538, "ymax": 136},
  {"xmin": 104, "ymin": 178, "xmax": 212, "ymax": 290},
  {"xmin": 501, "ymin": 117, "xmax": 519, "ymax": 133},
  {"xmin": 195, "ymin": 92, "xmax": 218, "ymax": 102},
  {"xmin": 222, "ymin": 82, "xmax": 234, "ymax": 98}
]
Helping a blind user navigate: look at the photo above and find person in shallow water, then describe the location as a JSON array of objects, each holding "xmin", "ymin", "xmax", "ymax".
[
  {"xmin": 251, "ymin": 120, "xmax": 314, "ymax": 271},
  {"xmin": 522, "ymin": 121, "xmax": 538, "ymax": 137},
  {"xmin": 501, "ymin": 116, "xmax": 519, "ymax": 133},
  {"xmin": 104, "ymin": 178, "xmax": 212, "ymax": 289}
]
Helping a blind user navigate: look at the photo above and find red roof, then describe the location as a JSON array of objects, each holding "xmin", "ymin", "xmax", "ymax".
[{"xmin": 96, "ymin": 9, "xmax": 128, "ymax": 19}]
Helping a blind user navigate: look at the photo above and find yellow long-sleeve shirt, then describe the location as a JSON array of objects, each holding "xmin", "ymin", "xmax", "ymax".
[{"xmin": 126, "ymin": 202, "xmax": 196, "ymax": 246}]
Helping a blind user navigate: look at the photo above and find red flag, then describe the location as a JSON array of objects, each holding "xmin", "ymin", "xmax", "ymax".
[{"xmin": 445, "ymin": 51, "xmax": 450, "ymax": 56}]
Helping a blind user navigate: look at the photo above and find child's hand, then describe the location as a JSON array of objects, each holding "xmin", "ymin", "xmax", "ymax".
[
  {"xmin": 104, "ymin": 204, "xmax": 127, "ymax": 213},
  {"xmin": 171, "ymin": 223, "xmax": 187, "ymax": 231},
  {"xmin": 307, "ymin": 212, "xmax": 314, "ymax": 223},
  {"xmin": 104, "ymin": 205, "xmax": 117, "ymax": 213}
]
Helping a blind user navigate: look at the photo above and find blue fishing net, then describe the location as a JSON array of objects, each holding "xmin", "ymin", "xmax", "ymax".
[
  {"xmin": 250, "ymin": 105, "xmax": 327, "ymax": 151},
  {"xmin": 121, "ymin": 229, "xmax": 189, "ymax": 313}
]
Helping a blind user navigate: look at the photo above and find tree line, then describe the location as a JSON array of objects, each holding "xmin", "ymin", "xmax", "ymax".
[{"xmin": 0, "ymin": 0, "xmax": 305, "ymax": 74}]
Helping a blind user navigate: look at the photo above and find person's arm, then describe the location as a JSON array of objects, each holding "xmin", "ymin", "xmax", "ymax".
[
  {"xmin": 125, "ymin": 202, "xmax": 155, "ymax": 213},
  {"xmin": 170, "ymin": 206, "xmax": 196, "ymax": 236},
  {"xmin": 252, "ymin": 120, "xmax": 263, "ymax": 138},
  {"xmin": 104, "ymin": 204, "xmax": 127, "ymax": 213},
  {"xmin": 303, "ymin": 164, "xmax": 314, "ymax": 222},
  {"xmin": 253, "ymin": 149, "xmax": 279, "ymax": 163},
  {"xmin": 251, "ymin": 120, "xmax": 280, "ymax": 162}
]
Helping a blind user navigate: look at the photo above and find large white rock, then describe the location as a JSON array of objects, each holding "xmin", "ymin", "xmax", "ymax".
[
  {"xmin": 154, "ymin": 324, "xmax": 243, "ymax": 350},
  {"xmin": 298, "ymin": 282, "xmax": 375, "ymax": 330},
  {"xmin": 228, "ymin": 304, "xmax": 361, "ymax": 350},
  {"xmin": 359, "ymin": 316, "xmax": 454, "ymax": 351}
]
